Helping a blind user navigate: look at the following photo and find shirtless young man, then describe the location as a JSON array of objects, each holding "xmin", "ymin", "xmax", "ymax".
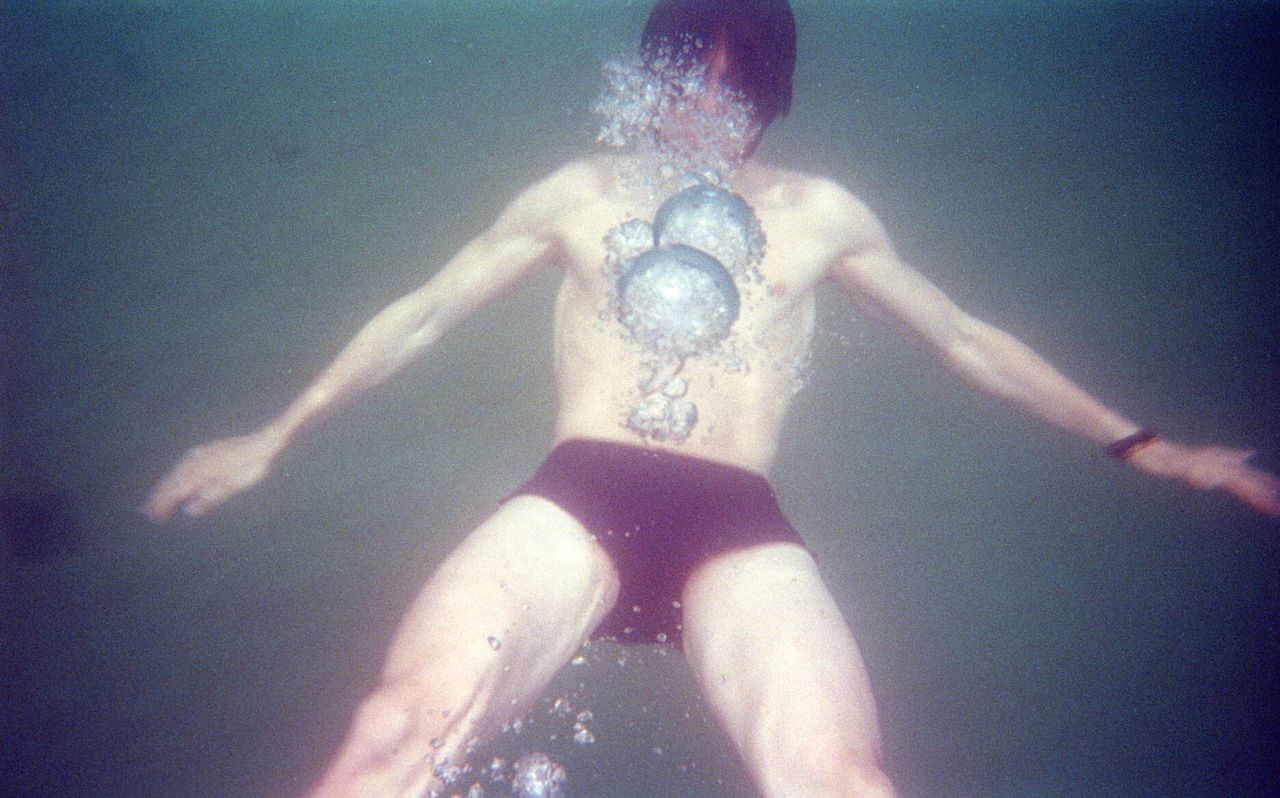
[{"xmin": 143, "ymin": 2, "xmax": 1279, "ymax": 796}]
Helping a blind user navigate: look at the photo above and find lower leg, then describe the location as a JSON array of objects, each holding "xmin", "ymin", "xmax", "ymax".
[{"xmin": 307, "ymin": 680, "xmax": 469, "ymax": 798}]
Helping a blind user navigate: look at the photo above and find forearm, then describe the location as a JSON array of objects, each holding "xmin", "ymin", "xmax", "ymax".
[
  {"xmin": 832, "ymin": 231, "xmax": 1277, "ymax": 515},
  {"xmin": 253, "ymin": 203, "xmax": 556, "ymax": 452},
  {"xmin": 941, "ymin": 316, "xmax": 1141, "ymax": 447},
  {"xmin": 263, "ymin": 289, "xmax": 443, "ymax": 449},
  {"xmin": 939, "ymin": 316, "xmax": 1279, "ymax": 515}
]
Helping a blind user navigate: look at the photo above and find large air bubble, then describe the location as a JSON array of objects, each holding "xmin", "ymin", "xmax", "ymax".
[
  {"xmin": 654, "ymin": 183, "xmax": 764, "ymax": 278},
  {"xmin": 616, "ymin": 244, "xmax": 739, "ymax": 360}
]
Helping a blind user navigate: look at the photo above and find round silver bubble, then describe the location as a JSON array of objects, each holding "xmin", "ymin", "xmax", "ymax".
[
  {"xmin": 616, "ymin": 244, "xmax": 739, "ymax": 359},
  {"xmin": 653, "ymin": 184, "xmax": 763, "ymax": 276}
]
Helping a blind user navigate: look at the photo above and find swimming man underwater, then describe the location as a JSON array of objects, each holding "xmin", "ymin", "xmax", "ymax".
[{"xmin": 143, "ymin": 1, "xmax": 1280, "ymax": 796}]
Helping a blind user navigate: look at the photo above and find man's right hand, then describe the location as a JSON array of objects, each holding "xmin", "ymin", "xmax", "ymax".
[{"xmin": 141, "ymin": 430, "xmax": 281, "ymax": 522}]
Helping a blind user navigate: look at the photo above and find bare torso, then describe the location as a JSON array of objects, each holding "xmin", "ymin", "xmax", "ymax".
[{"xmin": 543, "ymin": 156, "xmax": 861, "ymax": 473}]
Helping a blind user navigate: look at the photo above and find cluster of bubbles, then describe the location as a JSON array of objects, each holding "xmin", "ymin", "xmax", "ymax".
[
  {"xmin": 593, "ymin": 42, "xmax": 770, "ymax": 443},
  {"xmin": 593, "ymin": 44, "xmax": 758, "ymax": 197},
  {"xmin": 605, "ymin": 175, "xmax": 765, "ymax": 443},
  {"xmin": 510, "ymin": 753, "xmax": 567, "ymax": 798},
  {"xmin": 550, "ymin": 696, "xmax": 597, "ymax": 746},
  {"xmin": 431, "ymin": 751, "xmax": 568, "ymax": 798},
  {"xmin": 428, "ymin": 668, "xmax": 600, "ymax": 798}
]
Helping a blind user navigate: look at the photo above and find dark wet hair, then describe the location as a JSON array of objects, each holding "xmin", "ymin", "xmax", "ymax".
[{"xmin": 641, "ymin": 0, "xmax": 797, "ymax": 131}]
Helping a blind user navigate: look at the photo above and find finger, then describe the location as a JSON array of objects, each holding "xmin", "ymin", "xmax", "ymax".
[
  {"xmin": 1229, "ymin": 448, "xmax": 1257, "ymax": 467},
  {"xmin": 142, "ymin": 462, "xmax": 205, "ymax": 523},
  {"xmin": 1225, "ymin": 473, "xmax": 1280, "ymax": 519},
  {"xmin": 141, "ymin": 482, "xmax": 185, "ymax": 523},
  {"xmin": 186, "ymin": 475, "xmax": 243, "ymax": 517},
  {"xmin": 1239, "ymin": 486, "xmax": 1280, "ymax": 518},
  {"xmin": 140, "ymin": 498, "xmax": 170, "ymax": 523},
  {"xmin": 182, "ymin": 488, "xmax": 220, "ymax": 518}
]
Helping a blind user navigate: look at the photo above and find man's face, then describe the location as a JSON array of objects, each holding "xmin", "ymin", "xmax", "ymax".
[
  {"xmin": 652, "ymin": 48, "xmax": 761, "ymax": 167},
  {"xmin": 594, "ymin": 43, "xmax": 760, "ymax": 181}
]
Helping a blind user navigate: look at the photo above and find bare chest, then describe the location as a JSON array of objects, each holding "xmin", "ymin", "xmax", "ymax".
[{"xmin": 552, "ymin": 187, "xmax": 834, "ymax": 328}]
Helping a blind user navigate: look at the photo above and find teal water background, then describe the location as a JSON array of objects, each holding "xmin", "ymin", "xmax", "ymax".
[{"xmin": 3, "ymin": 2, "xmax": 1277, "ymax": 796}]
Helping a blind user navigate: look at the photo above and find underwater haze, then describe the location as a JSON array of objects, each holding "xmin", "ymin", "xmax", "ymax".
[{"xmin": 3, "ymin": 1, "xmax": 1277, "ymax": 797}]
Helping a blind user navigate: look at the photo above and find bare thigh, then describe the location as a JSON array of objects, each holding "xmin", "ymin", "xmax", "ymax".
[
  {"xmin": 384, "ymin": 495, "xmax": 617, "ymax": 689},
  {"xmin": 308, "ymin": 495, "xmax": 619, "ymax": 798},
  {"xmin": 682, "ymin": 543, "xmax": 890, "ymax": 797}
]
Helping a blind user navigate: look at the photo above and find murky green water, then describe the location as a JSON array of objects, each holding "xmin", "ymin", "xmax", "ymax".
[{"xmin": 3, "ymin": 2, "xmax": 1276, "ymax": 796}]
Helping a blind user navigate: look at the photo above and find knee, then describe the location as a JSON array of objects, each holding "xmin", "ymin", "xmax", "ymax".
[
  {"xmin": 348, "ymin": 685, "xmax": 421, "ymax": 759},
  {"xmin": 763, "ymin": 748, "xmax": 896, "ymax": 798},
  {"xmin": 308, "ymin": 684, "xmax": 444, "ymax": 798},
  {"xmin": 809, "ymin": 744, "xmax": 894, "ymax": 798},
  {"xmin": 841, "ymin": 755, "xmax": 896, "ymax": 798}
]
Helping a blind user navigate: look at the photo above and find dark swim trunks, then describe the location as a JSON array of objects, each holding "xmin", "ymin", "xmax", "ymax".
[{"xmin": 509, "ymin": 438, "xmax": 806, "ymax": 648}]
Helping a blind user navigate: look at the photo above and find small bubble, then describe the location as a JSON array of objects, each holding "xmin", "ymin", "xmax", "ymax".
[
  {"xmin": 571, "ymin": 654, "xmax": 587, "ymax": 667},
  {"xmin": 434, "ymin": 761, "xmax": 461, "ymax": 783},
  {"xmin": 487, "ymin": 636, "xmax": 502, "ymax": 651},
  {"xmin": 632, "ymin": 605, "xmax": 642, "ymax": 614},
  {"xmin": 655, "ymin": 632, "xmax": 668, "ymax": 644},
  {"xmin": 430, "ymin": 737, "xmax": 446, "ymax": 749},
  {"xmin": 572, "ymin": 724, "xmax": 596, "ymax": 745}
]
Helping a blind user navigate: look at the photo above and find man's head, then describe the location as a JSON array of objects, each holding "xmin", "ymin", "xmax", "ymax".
[{"xmin": 641, "ymin": 0, "xmax": 797, "ymax": 134}]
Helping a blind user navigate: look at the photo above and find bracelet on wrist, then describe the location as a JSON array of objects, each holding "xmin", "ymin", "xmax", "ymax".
[{"xmin": 1105, "ymin": 427, "xmax": 1159, "ymax": 460}]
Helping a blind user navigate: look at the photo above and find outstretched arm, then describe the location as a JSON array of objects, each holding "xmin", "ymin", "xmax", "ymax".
[
  {"xmin": 829, "ymin": 197, "xmax": 1279, "ymax": 517},
  {"xmin": 143, "ymin": 167, "xmax": 579, "ymax": 522}
]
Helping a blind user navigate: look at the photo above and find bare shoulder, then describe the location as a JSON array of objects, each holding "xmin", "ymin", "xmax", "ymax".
[
  {"xmin": 489, "ymin": 158, "xmax": 608, "ymax": 233},
  {"xmin": 524, "ymin": 158, "xmax": 611, "ymax": 205},
  {"xmin": 741, "ymin": 163, "xmax": 889, "ymax": 250}
]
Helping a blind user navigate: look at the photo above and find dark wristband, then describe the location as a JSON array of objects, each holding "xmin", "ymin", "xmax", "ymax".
[{"xmin": 1105, "ymin": 428, "xmax": 1159, "ymax": 460}]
